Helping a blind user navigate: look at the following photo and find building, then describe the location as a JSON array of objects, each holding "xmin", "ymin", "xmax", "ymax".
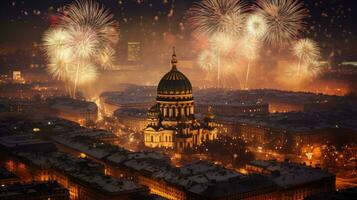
[
  {"xmin": 304, "ymin": 187, "xmax": 357, "ymax": 200},
  {"xmin": 0, "ymin": 167, "xmax": 19, "ymax": 187},
  {"xmin": 48, "ymin": 97, "xmax": 98, "ymax": 124},
  {"xmin": 127, "ymin": 42, "xmax": 142, "ymax": 62},
  {"xmin": 246, "ymin": 160, "xmax": 336, "ymax": 200},
  {"xmin": 0, "ymin": 134, "xmax": 56, "ymax": 153},
  {"xmin": 12, "ymin": 71, "xmax": 23, "ymax": 82},
  {"xmin": 0, "ymin": 181, "xmax": 69, "ymax": 200},
  {"xmin": 194, "ymin": 89, "xmax": 269, "ymax": 116},
  {"xmin": 1, "ymin": 114, "xmax": 341, "ymax": 200},
  {"xmin": 0, "ymin": 132, "xmax": 148, "ymax": 200},
  {"xmin": 100, "ymin": 84, "xmax": 155, "ymax": 117},
  {"xmin": 144, "ymin": 51, "xmax": 218, "ymax": 152},
  {"xmin": 196, "ymin": 103, "xmax": 269, "ymax": 117},
  {"xmin": 114, "ymin": 107, "xmax": 148, "ymax": 131},
  {"xmin": 107, "ymin": 155, "xmax": 278, "ymax": 200}
]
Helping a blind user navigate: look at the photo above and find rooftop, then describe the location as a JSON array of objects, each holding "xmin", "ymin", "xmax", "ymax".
[
  {"xmin": 0, "ymin": 181, "xmax": 69, "ymax": 199},
  {"xmin": 0, "ymin": 134, "xmax": 55, "ymax": 152},
  {"xmin": 15, "ymin": 151, "xmax": 143, "ymax": 194},
  {"xmin": 216, "ymin": 105, "xmax": 357, "ymax": 132},
  {"xmin": 248, "ymin": 160, "xmax": 335, "ymax": 188},
  {"xmin": 48, "ymin": 97, "xmax": 97, "ymax": 112}
]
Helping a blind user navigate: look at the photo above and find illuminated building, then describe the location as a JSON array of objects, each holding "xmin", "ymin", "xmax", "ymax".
[
  {"xmin": 38, "ymin": 117, "xmax": 276, "ymax": 200},
  {"xmin": 269, "ymin": 101, "xmax": 305, "ymax": 113},
  {"xmin": 107, "ymin": 156, "xmax": 278, "ymax": 200},
  {"xmin": 0, "ymin": 130, "xmax": 148, "ymax": 200},
  {"xmin": 0, "ymin": 150, "xmax": 147, "ymax": 200},
  {"xmin": 114, "ymin": 108, "xmax": 148, "ymax": 131},
  {"xmin": 100, "ymin": 86, "xmax": 154, "ymax": 117},
  {"xmin": 196, "ymin": 103, "xmax": 269, "ymax": 116},
  {"xmin": 245, "ymin": 160, "xmax": 336, "ymax": 200},
  {"xmin": 12, "ymin": 71, "xmax": 22, "ymax": 82},
  {"xmin": 194, "ymin": 89, "xmax": 269, "ymax": 116},
  {"xmin": 48, "ymin": 97, "xmax": 98, "ymax": 124},
  {"xmin": 127, "ymin": 42, "xmax": 141, "ymax": 62},
  {"xmin": 305, "ymin": 187, "xmax": 357, "ymax": 200},
  {"xmin": 144, "ymin": 51, "xmax": 218, "ymax": 152},
  {"xmin": 1, "ymin": 115, "xmax": 342, "ymax": 200},
  {"xmin": 0, "ymin": 181, "xmax": 69, "ymax": 200}
]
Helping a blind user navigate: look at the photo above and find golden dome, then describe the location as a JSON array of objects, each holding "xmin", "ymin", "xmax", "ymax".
[{"xmin": 157, "ymin": 51, "xmax": 192, "ymax": 95}]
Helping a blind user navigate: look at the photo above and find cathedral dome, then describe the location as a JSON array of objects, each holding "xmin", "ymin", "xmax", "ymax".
[{"xmin": 157, "ymin": 52, "xmax": 192, "ymax": 95}]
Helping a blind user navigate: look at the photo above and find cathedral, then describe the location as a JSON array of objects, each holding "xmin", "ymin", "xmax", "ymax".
[{"xmin": 144, "ymin": 50, "xmax": 218, "ymax": 152}]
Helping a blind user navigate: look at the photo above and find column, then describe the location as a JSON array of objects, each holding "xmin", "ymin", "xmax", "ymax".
[
  {"xmin": 169, "ymin": 107, "xmax": 173, "ymax": 117},
  {"xmin": 163, "ymin": 105, "xmax": 167, "ymax": 117},
  {"xmin": 175, "ymin": 106, "xmax": 178, "ymax": 117}
]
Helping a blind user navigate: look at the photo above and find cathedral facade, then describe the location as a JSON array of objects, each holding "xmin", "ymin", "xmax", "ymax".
[{"xmin": 144, "ymin": 51, "xmax": 217, "ymax": 152}]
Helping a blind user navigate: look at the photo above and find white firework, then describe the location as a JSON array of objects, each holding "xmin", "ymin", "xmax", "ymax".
[{"xmin": 246, "ymin": 14, "xmax": 267, "ymax": 39}]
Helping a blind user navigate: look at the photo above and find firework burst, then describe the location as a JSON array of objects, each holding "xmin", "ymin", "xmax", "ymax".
[
  {"xmin": 99, "ymin": 47, "xmax": 116, "ymax": 69},
  {"xmin": 43, "ymin": 0, "xmax": 119, "ymax": 98},
  {"xmin": 198, "ymin": 50, "xmax": 218, "ymax": 71},
  {"xmin": 293, "ymin": 38, "xmax": 320, "ymax": 76},
  {"xmin": 60, "ymin": 0, "xmax": 119, "ymax": 46},
  {"xmin": 256, "ymin": 0, "xmax": 308, "ymax": 47},
  {"xmin": 209, "ymin": 33, "xmax": 235, "ymax": 53},
  {"xmin": 189, "ymin": 0, "xmax": 248, "ymax": 87},
  {"xmin": 46, "ymin": 48, "xmax": 73, "ymax": 81},
  {"xmin": 246, "ymin": 14, "xmax": 267, "ymax": 39},
  {"xmin": 43, "ymin": 28, "xmax": 72, "ymax": 81},
  {"xmin": 188, "ymin": 0, "xmax": 248, "ymax": 37},
  {"xmin": 43, "ymin": 28, "xmax": 70, "ymax": 57},
  {"xmin": 66, "ymin": 25, "xmax": 99, "ymax": 59}
]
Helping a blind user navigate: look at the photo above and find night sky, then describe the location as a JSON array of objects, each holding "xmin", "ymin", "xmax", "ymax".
[{"xmin": 0, "ymin": 0, "xmax": 356, "ymax": 58}]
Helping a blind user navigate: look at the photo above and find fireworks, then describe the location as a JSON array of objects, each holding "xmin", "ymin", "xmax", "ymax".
[
  {"xmin": 60, "ymin": 0, "xmax": 119, "ymax": 46},
  {"xmin": 43, "ymin": 28, "xmax": 70, "ymax": 58},
  {"xmin": 99, "ymin": 47, "xmax": 116, "ymax": 70},
  {"xmin": 246, "ymin": 14, "xmax": 267, "ymax": 39},
  {"xmin": 294, "ymin": 38, "xmax": 320, "ymax": 64},
  {"xmin": 188, "ymin": 0, "xmax": 248, "ymax": 37},
  {"xmin": 43, "ymin": 0, "xmax": 119, "ymax": 98},
  {"xmin": 43, "ymin": 28, "xmax": 72, "ymax": 81},
  {"xmin": 198, "ymin": 50, "xmax": 217, "ymax": 71},
  {"xmin": 293, "ymin": 38, "xmax": 320, "ymax": 76},
  {"xmin": 66, "ymin": 25, "xmax": 99, "ymax": 59},
  {"xmin": 239, "ymin": 36, "xmax": 260, "ymax": 61},
  {"xmin": 188, "ymin": 0, "xmax": 248, "ymax": 87},
  {"xmin": 209, "ymin": 33, "xmax": 235, "ymax": 53},
  {"xmin": 239, "ymin": 36, "xmax": 260, "ymax": 89},
  {"xmin": 283, "ymin": 61, "xmax": 321, "ymax": 85},
  {"xmin": 68, "ymin": 61, "xmax": 98, "ymax": 85},
  {"xmin": 256, "ymin": 0, "xmax": 308, "ymax": 47}
]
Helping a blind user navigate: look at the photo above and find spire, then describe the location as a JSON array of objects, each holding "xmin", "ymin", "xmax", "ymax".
[
  {"xmin": 205, "ymin": 106, "xmax": 215, "ymax": 120},
  {"xmin": 171, "ymin": 47, "xmax": 178, "ymax": 70}
]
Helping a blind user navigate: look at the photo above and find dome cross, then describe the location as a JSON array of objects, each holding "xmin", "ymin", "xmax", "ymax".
[{"xmin": 171, "ymin": 47, "xmax": 178, "ymax": 70}]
